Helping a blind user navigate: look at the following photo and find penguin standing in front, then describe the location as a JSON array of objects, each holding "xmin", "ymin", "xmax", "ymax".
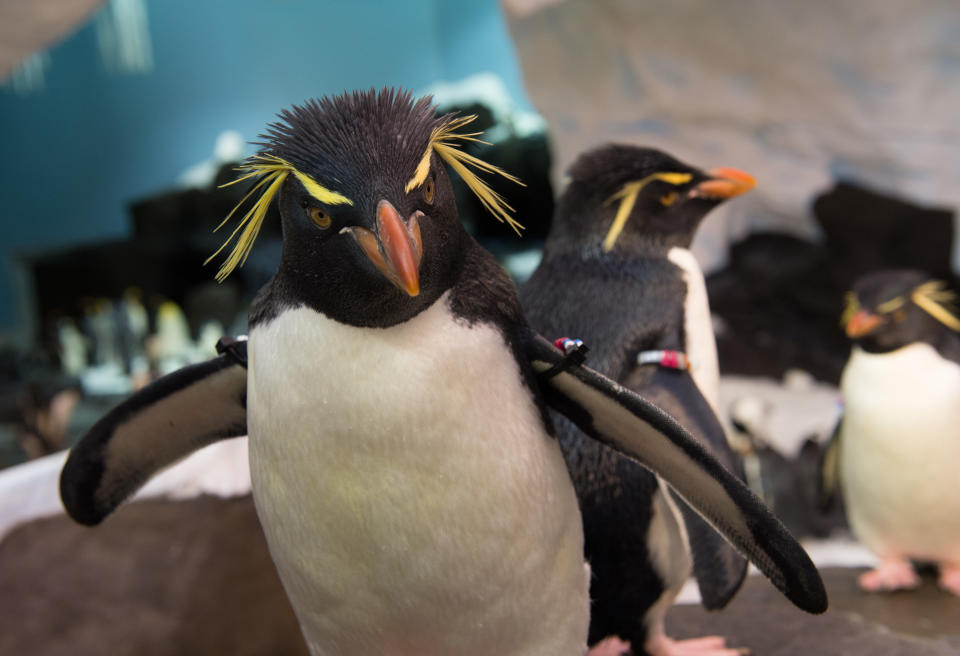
[
  {"xmin": 823, "ymin": 269, "xmax": 960, "ymax": 595},
  {"xmin": 521, "ymin": 145, "xmax": 757, "ymax": 656},
  {"xmin": 60, "ymin": 91, "xmax": 825, "ymax": 656}
]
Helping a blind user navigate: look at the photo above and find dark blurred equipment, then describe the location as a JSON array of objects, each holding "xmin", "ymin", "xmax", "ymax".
[
  {"xmin": 28, "ymin": 162, "xmax": 254, "ymax": 357},
  {"xmin": 709, "ymin": 182, "xmax": 957, "ymax": 383},
  {"xmin": 0, "ymin": 347, "xmax": 81, "ymax": 464}
]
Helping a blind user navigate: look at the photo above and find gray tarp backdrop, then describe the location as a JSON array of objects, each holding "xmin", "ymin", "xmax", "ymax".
[{"xmin": 502, "ymin": 0, "xmax": 960, "ymax": 271}]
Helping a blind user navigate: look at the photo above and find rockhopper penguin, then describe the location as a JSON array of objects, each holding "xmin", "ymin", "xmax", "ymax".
[
  {"xmin": 60, "ymin": 90, "xmax": 825, "ymax": 656},
  {"xmin": 521, "ymin": 144, "xmax": 757, "ymax": 656},
  {"xmin": 823, "ymin": 269, "xmax": 960, "ymax": 595}
]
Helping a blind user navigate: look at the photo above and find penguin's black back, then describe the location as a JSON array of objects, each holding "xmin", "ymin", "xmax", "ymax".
[
  {"xmin": 520, "ymin": 252, "xmax": 688, "ymax": 646},
  {"xmin": 522, "ymin": 253, "xmax": 687, "ymax": 380}
]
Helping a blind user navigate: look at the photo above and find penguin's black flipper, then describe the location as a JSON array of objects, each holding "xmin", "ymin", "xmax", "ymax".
[
  {"xmin": 528, "ymin": 334, "xmax": 828, "ymax": 614},
  {"xmin": 60, "ymin": 346, "xmax": 248, "ymax": 526},
  {"xmin": 624, "ymin": 365, "xmax": 748, "ymax": 609}
]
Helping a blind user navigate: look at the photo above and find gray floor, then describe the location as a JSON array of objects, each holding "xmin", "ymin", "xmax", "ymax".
[{"xmin": 669, "ymin": 567, "xmax": 960, "ymax": 655}]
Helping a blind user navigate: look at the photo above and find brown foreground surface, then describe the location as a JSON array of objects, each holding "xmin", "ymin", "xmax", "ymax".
[
  {"xmin": 669, "ymin": 567, "xmax": 960, "ymax": 656},
  {"xmin": 2, "ymin": 494, "xmax": 958, "ymax": 655}
]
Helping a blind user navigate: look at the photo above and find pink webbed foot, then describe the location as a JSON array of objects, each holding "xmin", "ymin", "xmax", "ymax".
[
  {"xmin": 644, "ymin": 634, "xmax": 748, "ymax": 656},
  {"xmin": 588, "ymin": 637, "xmax": 632, "ymax": 656},
  {"xmin": 858, "ymin": 559, "xmax": 920, "ymax": 592},
  {"xmin": 938, "ymin": 564, "xmax": 960, "ymax": 596}
]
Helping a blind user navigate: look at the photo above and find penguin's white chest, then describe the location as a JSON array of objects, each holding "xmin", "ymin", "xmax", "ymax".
[
  {"xmin": 246, "ymin": 295, "xmax": 588, "ymax": 656},
  {"xmin": 667, "ymin": 247, "xmax": 719, "ymax": 408},
  {"xmin": 840, "ymin": 344, "xmax": 960, "ymax": 562}
]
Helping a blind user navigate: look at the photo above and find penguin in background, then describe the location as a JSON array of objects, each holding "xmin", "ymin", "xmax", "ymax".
[
  {"xmin": 59, "ymin": 91, "xmax": 825, "ymax": 656},
  {"xmin": 521, "ymin": 145, "xmax": 757, "ymax": 656},
  {"xmin": 822, "ymin": 269, "xmax": 960, "ymax": 595}
]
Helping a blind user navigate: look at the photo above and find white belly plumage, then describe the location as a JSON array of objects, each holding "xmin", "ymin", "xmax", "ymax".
[
  {"xmin": 840, "ymin": 344, "xmax": 960, "ymax": 563},
  {"xmin": 640, "ymin": 249, "xmax": 712, "ymax": 605},
  {"xmin": 667, "ymin": 247, "xmax": 719, "ymax": 411},
  {"xmin": 247, "ymin": 293, "xmax": 588, "ymax": 656}
]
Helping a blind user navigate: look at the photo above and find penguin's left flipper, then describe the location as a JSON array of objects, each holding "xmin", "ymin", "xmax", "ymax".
[
  {"xmin": 528, "ymin": 335, "xmax": 827, "ymax": 614},
  {"xmin": 60, "ymin": 347, "xmax": 248, "ymax": 526},
  {"xmin": 623, "ymin": 364, "xmax": 748, "ymax": 610}
]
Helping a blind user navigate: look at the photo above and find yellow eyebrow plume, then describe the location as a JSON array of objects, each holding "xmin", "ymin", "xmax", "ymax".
[
  {"xmin": 912, "ymin": 280, "xmax": 960, "ymax": 331},
  {"xmin": 406, "ymin": 114, "xmax": 526, "ymax": 235},
  {"xmin": 291, "ymin": 169, "xmax": 353, "ymax": 206},
  {"xmin": 601, "ymin": 172, "xmax": 692, "ymax": 252},
  {"xmin": 206, "ymin": 155, "xmax": 353, "ymax": 282},
  {"xmin": 876, "ymin": 296, "xmax": 905, "ymax": 313}
]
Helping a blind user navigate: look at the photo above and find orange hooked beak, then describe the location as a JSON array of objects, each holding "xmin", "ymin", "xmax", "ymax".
[
  {"xmin": 693, "ymin": 167, "xmax": 757, "ymax": 199},
  {"xmin": 845, "ymin": 309, "xmax": 885, "ymax": 338},
  {"xmin": 341, "ymin": 200, "xmax": 423, "ymax": 297}
]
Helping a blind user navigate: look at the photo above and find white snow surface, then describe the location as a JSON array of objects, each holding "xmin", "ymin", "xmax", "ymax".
[
  {"xmin": 719, "ymin": 371, "xmax": 842, "ymax": 457},
  {"xmin": 0, "ymin": 436, "xmax": 251, "ymax": 542}
]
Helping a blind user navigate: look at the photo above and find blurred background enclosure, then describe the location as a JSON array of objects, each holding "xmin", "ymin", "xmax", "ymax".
[
  {"xmin": 0, "ymin": 0, "xmax": 957, "ymax": 466},
  {"xmin": 2, "ymin": 3, "xmax": 960, "ymax": 655},
  {"xmin": 0, "ymin": 0, "xmax": 544, "ymax": 466}
]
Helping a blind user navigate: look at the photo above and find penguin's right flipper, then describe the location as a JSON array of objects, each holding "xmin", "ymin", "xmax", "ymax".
[
  {"xmin": 817, "ymin": 416, "xmax": 843, "ymax": 511},
  {"xmin": 528, "ymin": 334, "xmax": 827, "ymax": 614},
  {"xmin": 60, "ymin": 346, "xmax": 247, "ymax": 526},
  {"xmin": 623, "ymin": 365, "xmax": 748, "ymax": 610}
]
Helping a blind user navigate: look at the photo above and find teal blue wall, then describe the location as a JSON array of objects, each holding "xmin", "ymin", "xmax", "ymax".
[{"xmin": 0, "ymin": 0, "xmax": 530, "ymax": 333}]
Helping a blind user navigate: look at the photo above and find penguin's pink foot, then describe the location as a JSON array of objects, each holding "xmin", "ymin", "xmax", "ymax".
[
  {"xmin": 644, "ymin": 634, "xmax": 749, "ymax": 656},
  {"xmin": 937, "ymin": 564, "xmax": 960, "ymax": 596},
  {"xmin": 588, "ymin": 637, "xmax": 631, "ymax": 656},
  {"xmin": 858, "ymin": 559, "xmax": 920, "ymax": 592}
]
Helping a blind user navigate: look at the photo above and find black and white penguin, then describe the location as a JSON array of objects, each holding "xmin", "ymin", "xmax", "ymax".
[
  {"xmin": 60, "ymin": 91, "xmax": 825, "ymax": 656},
  {"xmin": 824, "ymin": 269, "xmax": 960, "ymax": 595},
  {"xmin": 521, "ymin": 144, "xmax": 757, "ymax": 656}
]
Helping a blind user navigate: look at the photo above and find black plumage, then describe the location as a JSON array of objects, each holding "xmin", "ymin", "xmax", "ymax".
[{"xmin": 522, "ymin": 144, "xmax": 757, "ymax": 654}]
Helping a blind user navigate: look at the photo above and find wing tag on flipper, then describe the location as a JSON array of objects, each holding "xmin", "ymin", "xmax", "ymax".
[
  {"xmin": 60, "ymin": 346, "xmax": 248, "ymax": 526},
  {"xmin": 527, "ymin": 334, "xmax": 827, "ymax": 614}
]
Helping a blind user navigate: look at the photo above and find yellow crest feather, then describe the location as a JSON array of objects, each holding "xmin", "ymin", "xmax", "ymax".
[
  {"xmin": 408, "ymin": 114, "xmax": 526, "ymax": 234},
  {"xmin": 601, "ymin": 172, "xmax": 693, "ymax": 252},
  {"xmin": 911, "ymin": 280, "xmax": 960, "ymax": 331},
  {"xmin": 840, "ymin": 291, "xmax": 860, "ymax": 327},
  {"xmin": 875, "ymin": 296, "xmax": 905, "ymax": 313},
  {"xmin": 208, "ymin": 155, "xmax": 352, "ymax": 282}
]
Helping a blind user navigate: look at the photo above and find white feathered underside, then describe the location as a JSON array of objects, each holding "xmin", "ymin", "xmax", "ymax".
[
  {"xmin": 841, "ymin": 344, "xmax": 960, "ymax": 563},
  {"xmin": 247, "ymin": 293, "xmax": 589, "ymax": 656},
  {"xmin": 667, "ymin": 247, "xmax": 720, "ymax": 410}
]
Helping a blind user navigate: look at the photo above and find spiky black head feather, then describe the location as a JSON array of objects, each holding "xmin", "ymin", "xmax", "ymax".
[
  {"xmin": 260, "ymin": 89, "xmax": 441, "ymax": 207},
  {"xmin": 548, "ymin": 144, "xmax": 753, "ymax": 255}
]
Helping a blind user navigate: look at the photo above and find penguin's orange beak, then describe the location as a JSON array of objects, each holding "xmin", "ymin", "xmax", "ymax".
[
  {"xmin": 342, "ymin": 200, "xmax": 423, "ymax": 297},
  {"xmin": 845, "ymin": 309, "xmax": 885, "ymax": 338},
  {"xmin": 693, "ymin": 167, "xmax": 756, "ymax": 199}
]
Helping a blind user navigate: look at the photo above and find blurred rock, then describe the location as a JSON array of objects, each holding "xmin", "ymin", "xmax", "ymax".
[
  {"xmin": 815, "ymin": 182, "xmax": 955, "ymax": 280},
  {"xmin": 708, "ymin": 183, "xmax": 957, "ymax": 383}
]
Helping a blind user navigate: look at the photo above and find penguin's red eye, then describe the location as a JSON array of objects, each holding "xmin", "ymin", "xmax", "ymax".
[
  {"xmin": 423, "ymin": 177, "xmax": 435, "ymax": 205},
  {"xmin": 307, "ymin": 206, "xmax": 332, "ymax": 229},
  {"xmin": 660, "ymin": 192, "xmax": 678, "ymax": 207},
  {"xmin": 893, "ymin": 309, "xmax": 907, "ymax": 322}
]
